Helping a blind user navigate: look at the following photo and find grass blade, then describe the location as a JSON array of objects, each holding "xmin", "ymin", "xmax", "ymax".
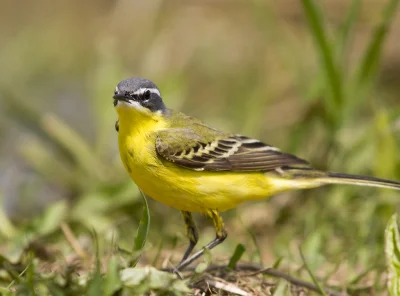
[
  {"xmin": 104, "ymin": 256, "xmax": 122, "ymax": 296},
  {"xmin": 131, "ymin": 190, "xmax": 150, "ymax": 267},
  {"xmin": 0, "ymin": 198, "xmax": 17, "ymax": 238},
  {"xmin": 299, "ymin": 247, "xmax": 328, "ymax": 296},
  {"xmin": 335, "ymin": 0, "xmax": 361, "ymax": 67},
  {"xmin": 301, "ymin": 0, "xmax": 343, "ymax": 113},
  {"xmin": 88, "ymin": 230, "xmax": 102, "ymax": 296},
  {"xmin": 356, "ymin": 0, "xmax": 399, "ymax": 88},
  {"xmin": 385, "ymin": 214, "xmax": 400, "ymax": 296},
  {"xmin": 228, "ymin": 243, "xmax": 246, "ymax": 270},
  {"xmin": 272, "ymin": 256, "xmax": 284, "ymax": 269}
]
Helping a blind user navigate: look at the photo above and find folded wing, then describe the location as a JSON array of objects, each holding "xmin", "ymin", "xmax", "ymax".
[{"xmin": 156, "ymin": 128, "xmax": 309, "ymax": 172}]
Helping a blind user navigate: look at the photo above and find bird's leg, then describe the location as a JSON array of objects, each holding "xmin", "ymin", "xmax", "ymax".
[
  {"xmin": 175, "ymin": 209, "xmax": 227, "ymax": 271},
  {"xmin": 179, "ymin": 211, "xmax": 199, "ymax": 263}
]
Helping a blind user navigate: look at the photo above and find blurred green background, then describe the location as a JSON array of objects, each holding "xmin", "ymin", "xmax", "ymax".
[{"xmin": 0, "ymin": 0, "xmax": 399, "ymax": 294}]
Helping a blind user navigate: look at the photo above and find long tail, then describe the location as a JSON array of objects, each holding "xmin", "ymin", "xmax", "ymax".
[
  {"xmin": 321, "ymin": 172, "xmax": 400, "ymax": 190},
  {"xmin": 282, "ymin": 167, "xmax": 400, "ymax": 191}
]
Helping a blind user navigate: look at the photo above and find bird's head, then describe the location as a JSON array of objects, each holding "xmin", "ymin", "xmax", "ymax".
[{"xmin": 113, "ymin": 78, "xmax": 167, "ymax": 118}]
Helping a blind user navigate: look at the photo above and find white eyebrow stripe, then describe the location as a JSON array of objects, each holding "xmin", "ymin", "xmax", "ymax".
[{"xmin": 133, "ymin": 88, "xmax": 161, "ymax": 96}]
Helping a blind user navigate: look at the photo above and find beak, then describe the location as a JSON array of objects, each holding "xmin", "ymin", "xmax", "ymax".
[
  {"xmin": 113, "ymin": 92, "xmax": 129, "ymax": 100},
  {"xmin": 113, "ymin": 92, "xmax": 130, "ymax": 106}
]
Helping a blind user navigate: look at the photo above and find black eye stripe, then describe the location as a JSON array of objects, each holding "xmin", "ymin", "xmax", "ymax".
[
  {"xmin": 125, "ymin": 92, "xmax": 139, "ymax": 100},
  {"xmin": 120, "ymin": 89, "xmax": 159, "ymax": 100},
  {"xmin": 125, "ymin": 91, "xmax": 154, "ymax": 101}
]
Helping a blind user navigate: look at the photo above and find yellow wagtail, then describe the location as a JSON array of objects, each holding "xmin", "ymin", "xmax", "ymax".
[{"xmin": 113, "ymin": 77, "xmax": 400, "ymax": 271}]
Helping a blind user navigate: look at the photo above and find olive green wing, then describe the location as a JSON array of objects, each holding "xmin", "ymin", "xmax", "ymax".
[{"xmin": 155, "ymin": 127, "xmax": 310, "ymax": 172}]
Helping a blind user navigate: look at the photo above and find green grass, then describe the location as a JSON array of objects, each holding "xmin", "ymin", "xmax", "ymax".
[{"xmin": 0, "ymin": 0, "xmax": 399, "ymax": 294}]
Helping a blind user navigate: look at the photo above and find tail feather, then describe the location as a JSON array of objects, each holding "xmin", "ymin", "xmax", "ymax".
[
  {"xmin": 322, "ymin": 172, "xmax": 400, "ymax": 190},
  {"xmin": 282, "ymin": 167, "xmax": 400, "ymax": 191}
]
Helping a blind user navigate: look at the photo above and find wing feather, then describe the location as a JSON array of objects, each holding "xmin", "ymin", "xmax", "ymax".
[{"xmin": 156, "ymin": 128, "xmax": 309, "ymax": 172}]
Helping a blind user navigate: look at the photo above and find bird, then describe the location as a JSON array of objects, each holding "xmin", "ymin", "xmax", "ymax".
[{"xmin": 113, "ymin": 77, "xmax": 400, "ymax": 271}]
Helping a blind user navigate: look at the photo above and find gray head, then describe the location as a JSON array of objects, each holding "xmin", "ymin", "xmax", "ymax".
[{"xmin": 113, "ymin": 77, "xmax": 166, "ymax": 113}]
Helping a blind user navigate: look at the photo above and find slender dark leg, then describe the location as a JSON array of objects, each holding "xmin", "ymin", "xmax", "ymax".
[
  {"xmin": 175, "ymin": 209, "xmax": 227, "ymax": 271},
  {"xmin": 179, "ymin": 211, "xmax": 199, "ymax": 264}
]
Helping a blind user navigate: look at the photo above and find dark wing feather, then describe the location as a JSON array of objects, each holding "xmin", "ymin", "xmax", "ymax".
[{"xmin": 156, "ymin": 129, "xmax": 310, "ymax": 172}]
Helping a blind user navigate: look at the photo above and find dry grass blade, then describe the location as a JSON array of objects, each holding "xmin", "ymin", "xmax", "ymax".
[
  {"xmin": 207, "ymin": 277, "xmax": 249, "ymax": 296},
  {"xmin": 60, "ymin": 222, "xmax": 87, "ymax": 259}
]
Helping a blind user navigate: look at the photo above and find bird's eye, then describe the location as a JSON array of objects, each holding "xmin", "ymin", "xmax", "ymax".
[{"xmin": 143, "ymin": 90, "xmax": 151, "ymax": 100}]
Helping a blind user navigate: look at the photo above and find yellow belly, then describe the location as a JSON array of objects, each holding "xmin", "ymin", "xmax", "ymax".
[{"xmin": 123, "ymin": 160, "xmax": 274, "ymax": 212}]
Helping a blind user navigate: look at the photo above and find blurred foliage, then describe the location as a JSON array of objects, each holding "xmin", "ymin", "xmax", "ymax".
[
  {"xmin": 0, "ymin": 0, "xmax": 399, "ymax": 294},
  {"xmin": 385, "ymin": 214, "xmax": 400, "ymax": 296}
]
